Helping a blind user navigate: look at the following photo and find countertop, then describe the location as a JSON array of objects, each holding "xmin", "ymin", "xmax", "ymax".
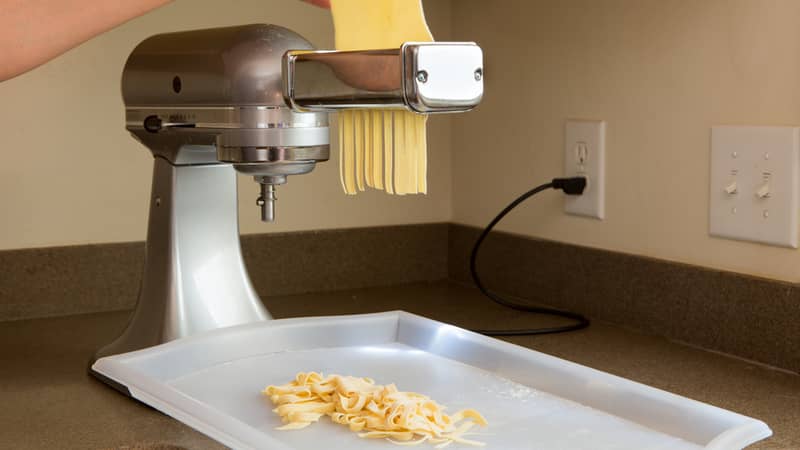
[{"xmin": 0, "ymin": 281, "xmax": 797, "ymax": 449}]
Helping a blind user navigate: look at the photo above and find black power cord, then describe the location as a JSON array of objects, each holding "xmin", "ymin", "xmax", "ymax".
[{"xmin": 470, "ymin": 177, "xmax": 591, "ymax": 336}]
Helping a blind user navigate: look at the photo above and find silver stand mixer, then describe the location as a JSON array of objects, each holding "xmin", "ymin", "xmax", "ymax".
[{"xmin": 91, "ymin": 24, "xmax": 483, "ymax": 376}]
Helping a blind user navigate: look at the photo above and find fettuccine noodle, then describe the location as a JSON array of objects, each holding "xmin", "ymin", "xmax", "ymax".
[
  {"xmin": 263, "ymin": 372, "xmax": 487, "ymax": 447},
  {"xmin": 331, "ymin": 0, "xmax": 433, "ymax": 196}
]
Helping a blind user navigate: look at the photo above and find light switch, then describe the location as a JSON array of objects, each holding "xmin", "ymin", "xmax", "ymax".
[
  {"xmin": 709, "ymin": 126, "xmax": 799, "ymax": 248},
  {"xmin": 756, "ymin": 183, "xmax": 771, "ymax": 199}
]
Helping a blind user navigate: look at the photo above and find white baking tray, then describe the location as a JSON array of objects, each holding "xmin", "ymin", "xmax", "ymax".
[{"xmin": 92, "ymin": 311, "xmax": 771, "ymax": 450}]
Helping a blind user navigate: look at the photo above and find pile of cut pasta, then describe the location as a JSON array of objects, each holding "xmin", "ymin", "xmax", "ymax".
[{"xmin": 263, "ymin": 372, "xmax": 487, "ymax": 447}]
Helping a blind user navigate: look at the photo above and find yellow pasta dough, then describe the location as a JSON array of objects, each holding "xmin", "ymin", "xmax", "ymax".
[
  {"xmin": 263, "ymin": 372, "xmax": 488, "ymax": 447},
  {"xmin": 331, "ymin": 0, "xmax": 432, "ymax": 195}
]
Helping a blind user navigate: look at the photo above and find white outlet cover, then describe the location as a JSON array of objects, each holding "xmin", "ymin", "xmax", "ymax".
[
  {"xmin": 710, "ymin": 126, "xmax": 799, "ymax": 248},
  {"xmin": 564, "ymin": 120, "xmax": 605, "ymax": 219}
]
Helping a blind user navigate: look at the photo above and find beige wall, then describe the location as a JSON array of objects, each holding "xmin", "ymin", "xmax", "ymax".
[
  {"xmin": 5, "ymin": 0, "xmax": 798, "ymax": 284},
  {"xmin": 0, "ymin": 0, "xmax": 452, "ymax": 250},
  {"xmin": 450, "ymin": 0, "xmax": 800, "ymax": 282}
]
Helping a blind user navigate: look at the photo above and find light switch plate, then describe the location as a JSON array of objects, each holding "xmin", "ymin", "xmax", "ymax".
[
  {"xmin": 564, "ymin": 119, "xmax": 605, "ymax": 219},
  {"xmin": 710, "ymin": 126, "xmax": 799, "ymax": 248}
]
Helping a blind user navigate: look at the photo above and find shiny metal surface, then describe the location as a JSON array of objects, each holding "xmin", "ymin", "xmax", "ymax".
[
  {"xmin": 284, "ymin": 49, "xmax": 404, "ymax": 109},
  {"xmin": 122, "ymin": 24, "xmax": 314, "ymax": 107},
  {"xmin": 94, "ymin": 159, "xmax": 269, "ymax": 361},
  {"xmin": 122, "ymin": 24, "xmax": 330, "ymax": 165},
  {"xmin": 120, "ymin": 24, "xmax": 329, "ymax": 231},
  {"xmin": 402, "ymin": 42, "xmax": 484, "ymax": 112},
  {"xmin": 255, "ymin": 175, "xmax": 288, "ymax": 223},
  {"xmin": 216, "ymin": 127, "xmax": 330, "ymax": 154},
  {"xmin": 216, "ymin": 145, "xmax": 329, "ymax": 164},
  {"xmin": 125, "ymin": 106, "xmax": 328, "ymax": 130},
  {"xmin": 258, "ymin": 184, "xmax": 277, "ymax": 222},
  {"xmin": 283, "ymin": 42, "xmax": 484, "ymax": 113},
  {"xmin": 126, "ymin": 106, "xmax": 329, "ymax": 165}
]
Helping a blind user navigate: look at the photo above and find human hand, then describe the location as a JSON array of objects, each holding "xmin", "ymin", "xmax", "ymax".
[{"xmin": 302, "ymin": 0, "xmax": 331, "ymax": 8}]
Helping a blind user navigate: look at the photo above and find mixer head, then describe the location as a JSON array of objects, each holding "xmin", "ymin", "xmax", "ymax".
[
  {"xmin": 121, "ymin": 24, "xmax": 483, "ymax": 222},
  {"xmin": 122, "ymin": 24, "xmax": 328, "ymax": 222}
]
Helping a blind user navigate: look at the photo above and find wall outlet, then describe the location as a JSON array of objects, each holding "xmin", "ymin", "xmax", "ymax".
[
  {"xmin": 709, "ymin": 126, "xmax": 799, "ymax": 248},
  {"xmin": 564, "ymin": 119, "xmax": 605, "ymax": 219}
]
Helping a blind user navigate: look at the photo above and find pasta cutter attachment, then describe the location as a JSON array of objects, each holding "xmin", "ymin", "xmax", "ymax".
[{"xmin": 283, "ymin": 42, "xmax": 484, "ymax": 113}]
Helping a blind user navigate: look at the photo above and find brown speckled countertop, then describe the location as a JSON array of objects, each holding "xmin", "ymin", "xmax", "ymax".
[{"xmin": 0, "ymin": 281, "xmax": 797, "ymax": 449}]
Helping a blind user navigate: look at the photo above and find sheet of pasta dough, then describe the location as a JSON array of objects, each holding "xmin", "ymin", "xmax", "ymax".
[{"xmin": 331, "ymin": 0, "xmax": 432, "ymax": 195}]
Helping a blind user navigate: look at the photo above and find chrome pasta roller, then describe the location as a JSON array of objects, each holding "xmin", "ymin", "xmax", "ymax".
[
  {"xmin": 92, "ymin": 24, "xmax": 483, "ymax": 369},
  {"xmin": 283, "ymin": 42, "xmax": 484, "ymax": 113}
]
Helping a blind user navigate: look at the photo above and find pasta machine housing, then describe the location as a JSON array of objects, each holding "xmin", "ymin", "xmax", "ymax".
[{"xmin": 91, "ymin": 24, "xmax": 484, "ymax": 382}]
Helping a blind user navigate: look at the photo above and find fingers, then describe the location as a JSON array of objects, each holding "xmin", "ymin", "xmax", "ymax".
[{"xmin": 302, "ymin": 0, "xmax": 331, "ymax": 8}]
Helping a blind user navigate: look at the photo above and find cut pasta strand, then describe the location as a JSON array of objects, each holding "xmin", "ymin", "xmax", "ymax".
[
  {"xmin": 330, "ymin": 0, "xmax": 434, "ymax": 196},
  {"xmin": 337, "ymin": 110, "xmax": 428, "ymax": 195},
  {"xmin": 372, "ymin": 110, "xmax": 384, "ymax": 189}
]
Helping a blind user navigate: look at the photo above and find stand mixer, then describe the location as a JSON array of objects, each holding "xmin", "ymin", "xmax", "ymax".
[{"xmin": 91, "ymin": 24, "xmax": 483, "ymax": 374}]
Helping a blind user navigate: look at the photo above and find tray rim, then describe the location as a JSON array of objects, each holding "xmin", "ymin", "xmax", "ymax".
[{"xmin": 92, "ymin": 310, "xmax": 772, "ymax": 450}]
